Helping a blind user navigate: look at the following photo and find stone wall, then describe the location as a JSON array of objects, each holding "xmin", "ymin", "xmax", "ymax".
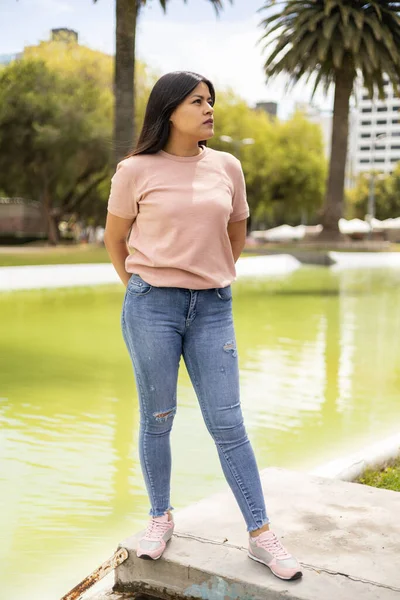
[{"xmin": 0, "ymin": 198, "xmax": 45, "ymax": 238}]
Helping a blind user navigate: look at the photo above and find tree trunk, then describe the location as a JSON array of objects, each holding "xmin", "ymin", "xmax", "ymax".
[
  {"xmin": 41, "ymin": 173, "xmax": 59, "ymax": 245},
  {"xmin": 43, "ymin": 191, "xmax": 59, "ymax": 246},
  {"xmin": 320, "ymin": 64, "xmax": 354, "ymax": 240},
  {"xmin": 114, "ymin": 0, "xmax": 138, "ymax": 165}
]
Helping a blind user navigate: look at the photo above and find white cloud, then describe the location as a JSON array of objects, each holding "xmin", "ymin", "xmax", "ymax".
[
  {"xmin": 31, "ymin": 0, "xmax": 73, "ymax": 12},
  {"xmin": 136, "ymin": 13, "xmax": 333, "ymax": 118}
]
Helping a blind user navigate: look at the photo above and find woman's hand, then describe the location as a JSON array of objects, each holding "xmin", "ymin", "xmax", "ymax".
[
  {"xmin": 227, "ymin": 219, "xmax": 247, "ymax": 263},
  {"xmin": 104, "ymin": 212, "xmax": 135, "ymax": 286}
]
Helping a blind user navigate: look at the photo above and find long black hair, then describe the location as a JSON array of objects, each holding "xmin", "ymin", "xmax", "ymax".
[{"xmin": 130, "ymin": 71, "xmax": 215, "ymax": 157}]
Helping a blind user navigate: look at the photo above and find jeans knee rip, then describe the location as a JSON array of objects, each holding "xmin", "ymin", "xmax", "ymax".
[
  {"xmin": 223, "ymin": 340, "xmax": 237, "ymax": 357},
  {"xmin": 153, "ymin": 407, "xmax": 176, "ymax": 422}
]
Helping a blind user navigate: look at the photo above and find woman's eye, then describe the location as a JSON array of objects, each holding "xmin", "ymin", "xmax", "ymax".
[{"xmin": 193, "ymin": 99, "xmax": 213, "ymax": 106}]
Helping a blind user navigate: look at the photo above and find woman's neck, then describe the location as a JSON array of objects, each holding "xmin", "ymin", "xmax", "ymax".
[{"xmin": 163, "ymin": 136, "xmax": 202, "ymax": 157}]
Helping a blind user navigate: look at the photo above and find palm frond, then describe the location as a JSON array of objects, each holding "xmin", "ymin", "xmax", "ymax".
[{"xmin": 258, "ymin": 0, "xmax": 400, "ymax": 97}]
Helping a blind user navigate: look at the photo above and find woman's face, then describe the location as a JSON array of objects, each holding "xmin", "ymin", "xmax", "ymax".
[{"xmin": 169, "ymin": 81, "xmax": 214, "ymax": 141}]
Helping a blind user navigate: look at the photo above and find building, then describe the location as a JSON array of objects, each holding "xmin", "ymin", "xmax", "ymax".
[
  {"xmin": 50, "ymin": 28, "xmax": 78, "ymax": 43},
  {"xmin": 353, "ymin": 77, "xmax": 400, "ymax": 175},
  {"xmin": 345, "ymin": 108, "xmax": 359, "ymax": 189},
  {"xmin": 294, "ymin": 102, "xmax": 333, "ymax": 159},
  {"xmin": 255, "ymin": 101, "xmax": 278, "ymax": 118},
  {"xmin": 1, "ymin": 29, "xmax": 79, "ymax": 69},
  {"xmin": 0, "ymin": 198, "xmax": 45, "ymax": 243}
]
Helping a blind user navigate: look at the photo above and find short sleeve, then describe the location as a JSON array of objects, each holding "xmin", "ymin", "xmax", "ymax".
[
  {"xmin": 107, "ymin": 160, "xmax": 138, "ymax": 220},
  {"xmin": 229, "ymin": 159, "xmax": 250, "ymax": 223}
]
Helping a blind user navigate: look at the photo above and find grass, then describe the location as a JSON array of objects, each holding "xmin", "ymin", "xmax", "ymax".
[
  {"xmin": 0, "ymin": 244, "xmax": 110, "ymax": 266},
  {"xmin": 357, "ymin": 458, "xmax": 400, "ymax": 492},
  {"xmin": 0, "ymin": 241, "xmax": 399, "ymax": 268}
]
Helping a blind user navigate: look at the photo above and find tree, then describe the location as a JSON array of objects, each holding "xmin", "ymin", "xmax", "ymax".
[
  {"xmin": 93, "ymin": 0, "xmax": 232, "ymax": 164},
  {"xmin": 264, "ymin": 111, "xmax": 327, "ymax": 225},
  {"xmin": 211, "ymin": 90, "xmax": 326, "ymax": 227},
  {"xmin": 347, "ymin": 163, "xmax": 400, "ymax": 221},
  {"xmin": 23, "ymin": 36, "xmax": 159, "ymax": 157},
  {"xmin": 1, "ymin": 35, "xmax": 158, "ymax": 244},
  {"xmin": 258, "ymin": 1, "xmax": 400, "ymax": 239},
  {"xmin": 0, "ymin": 59, "xmax": 112, "ymax": 244}
]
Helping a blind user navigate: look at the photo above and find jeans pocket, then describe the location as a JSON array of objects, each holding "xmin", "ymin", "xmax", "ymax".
[
  {"xmin": 126, "ymin": 274, "xmax": 153, "ymax": 296},
  {"xmin": 216, "ymin": 285, "xmax": 232, "ymax": 301}
]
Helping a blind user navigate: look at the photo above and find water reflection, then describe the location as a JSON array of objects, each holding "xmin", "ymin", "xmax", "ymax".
[
  {"xmin": 1, "ymin": 268, "xmax": 400, "ymax": 599},
  {"xmin": 232, "ymin": 268, "xmax": 400, "ymax": 468}
]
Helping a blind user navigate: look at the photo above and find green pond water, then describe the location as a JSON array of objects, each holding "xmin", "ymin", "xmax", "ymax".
[{"xmin": 1, "ymin": 266, "xmax": 399, "ymax": 599}]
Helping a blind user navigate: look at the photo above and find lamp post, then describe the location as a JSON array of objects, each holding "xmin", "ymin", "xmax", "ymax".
[
  {"xmin": 219, "ymin": 135, "xmax": 255, "ymax": 160},
  {"xmin": 366, "ymin": 132, "xmax": 388, "ymax": 238}
]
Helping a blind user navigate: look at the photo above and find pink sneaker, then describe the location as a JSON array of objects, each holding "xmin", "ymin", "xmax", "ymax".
[
  {"xmin": 248, "ymin": 530, "xmax": 302, "ymax": 580},
  {"xmin": 136, "ymin": 513, "xmax": 174, "ymax": 560}
]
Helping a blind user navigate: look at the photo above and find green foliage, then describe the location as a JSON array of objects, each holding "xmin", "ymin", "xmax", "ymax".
[
  {"xmin": 0, "ymin": 38, "xmax": 326, "ymax": 235},
  {"xmin": 264, "ymin": 111, "xmax": 327, "ymax": 224},
  {"xmin": 346, "ymin": 163, "xmax": 400, "ymax": 220},
  {"xmin": 0, "ymin": 53, "xmax": 112, "ymax": 235},
  {"xmin": 0, "ymin": 246, "xmax": 110, "ymax": 267},
  {"xmin": 358, "ymin": 457, "xmax": 400, "ymax": 492},
  {"xmin": 212, "ymin": 94, "xmax": 327, "ymax": 226},
  {"xmin": 0, "ymin": 40, "xmax": 157, "ymax": 238}
]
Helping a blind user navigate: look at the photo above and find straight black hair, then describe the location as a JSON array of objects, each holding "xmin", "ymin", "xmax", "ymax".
[{"xmin": 129, "ymin": 71, "xmax": 215, "ymax": 157}]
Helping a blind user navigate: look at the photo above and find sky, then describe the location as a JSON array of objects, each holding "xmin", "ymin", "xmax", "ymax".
[{"xmin": 1, "ymin": 0, "xmax": 334, "ymax": 118}]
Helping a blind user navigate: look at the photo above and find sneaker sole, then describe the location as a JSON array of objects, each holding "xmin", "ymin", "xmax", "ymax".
[{"xmin": 248, "ymin": 551, "xmax": 303, "ymax": 581}]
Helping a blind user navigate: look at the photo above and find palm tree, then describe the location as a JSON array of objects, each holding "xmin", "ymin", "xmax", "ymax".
[
  {"xmin": 94, "ymin": 0, "xmax": 232, "ymax": 164},
  {"xmin": 258, "ymin": 1, "xmax": 400, "ymax": 239}
]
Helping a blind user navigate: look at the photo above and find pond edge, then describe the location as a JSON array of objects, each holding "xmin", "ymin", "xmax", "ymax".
[{"xmin": 310, "ymin": 432, "xmax": 400, "ymax": 482}]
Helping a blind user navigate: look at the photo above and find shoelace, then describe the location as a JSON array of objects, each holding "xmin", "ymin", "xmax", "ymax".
[
  {"xmin": 258, "ymin": 532, "xmax": 291, "ymax": 559},
  {"xmin": 145, "ymin": 518, "xmax": 171, "ymax": 540}
]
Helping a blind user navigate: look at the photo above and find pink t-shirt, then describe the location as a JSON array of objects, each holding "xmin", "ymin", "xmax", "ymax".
[{"xmin": 107, "ymin": 145, "xmax": 249, "ymax": 289}]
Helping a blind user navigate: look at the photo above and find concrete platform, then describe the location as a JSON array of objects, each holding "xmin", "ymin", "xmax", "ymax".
[{"xmin": 107, "ymin": 467, "xmax": 400, "ymax": 600}]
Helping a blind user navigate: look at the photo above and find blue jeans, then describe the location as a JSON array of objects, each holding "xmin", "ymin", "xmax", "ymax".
[{"xmin": 121, "ymin": 273, "xmax": 269, "ymax": 532}]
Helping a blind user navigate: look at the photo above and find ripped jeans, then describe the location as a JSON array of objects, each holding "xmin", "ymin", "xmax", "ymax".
[{"xmin": 121, "ymin": 273, "xmax": 269, "ymax": 532}]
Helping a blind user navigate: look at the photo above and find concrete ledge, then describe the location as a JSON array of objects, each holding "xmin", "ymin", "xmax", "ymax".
[
  {"xmin": 243, "ymin": 248, "xmax": 336, "ymax": 266},
  {"xmin": 114, "ymin": 468, "xmax": 400, "ymax": 600},
  {"xmin": 2, "ymin": 251, "xmax": 400, "ymax": 292},
  {"xmin": 311, "ymin": 432, "xmax": 400, "ymax": 481},
  {"xmin": 329, "ymin": 251, "xmax": 400, "ymax": 269},
  {"xmin": 0, "ymin": 256, "xmax": 301, "ymax": 292}
]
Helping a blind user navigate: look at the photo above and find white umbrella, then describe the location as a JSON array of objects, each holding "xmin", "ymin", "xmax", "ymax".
[
  {"xmin": 371, "ymin": 218, "xmax": 384, "ymax": 229},
  {"xmin": 339, "ymin": 218, "xmax": 370, "ymax": 234},
  {"xmin": 380, "ymin": 217, "xmax": 400, "ymax": 229},
  {"xmin": 265, "ymin": 224, "xmax": 303, "ymax": 241}
]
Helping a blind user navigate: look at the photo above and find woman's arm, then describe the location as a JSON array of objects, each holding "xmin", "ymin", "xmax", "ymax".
[
  {"xmin": 227, "ymin": 219, "xmax": 247, "ymax": 263},
  {"xmin": 104, "ymin": 212, "xmax": 135, "ymax": 287}
]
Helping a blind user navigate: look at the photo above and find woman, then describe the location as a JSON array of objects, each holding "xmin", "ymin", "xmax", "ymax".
[{"xmin": 104, "ymin": 71, "xmax": 302, "ymax": 582}]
